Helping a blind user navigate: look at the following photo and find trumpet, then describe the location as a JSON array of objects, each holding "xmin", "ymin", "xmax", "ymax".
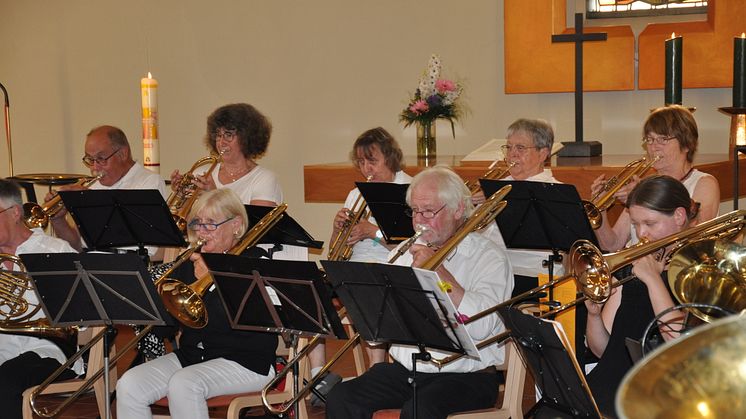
[
  {"xmin": 583, "ymin": 155, "xmax": 660, "ymax": 230},
  {"xmin": 464, "ymin": 160, "xmax": 516, "ymax": 195},
  {"xmin": 167, "ymin": 154, "xmax": 221, "ymax": 232},
  {"xmin": 157, "ymin": 203, "xmax": 288, "ymax": 328},
  {"xmin": 430, "ymin": 210, "xmax": 746, "ymax": 368},
  {"xmin": 327, "ymin": 175, "xmax": 373, "ymax": 261},
  {"xmin": 261, "ymin": 185, "xmax": 514, "ymax": 415},
  {"xmin": 22, "ymin": 173, "xmax": 103, "ymax": 229}
]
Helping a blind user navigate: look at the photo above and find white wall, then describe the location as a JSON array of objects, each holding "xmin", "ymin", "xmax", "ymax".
[{"xmin": 0, "ymin": 0, "xmax": 734, "ymax": 254}]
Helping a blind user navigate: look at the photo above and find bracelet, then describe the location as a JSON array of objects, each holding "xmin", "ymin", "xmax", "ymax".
[{"xmin": 372, "ymin": 236, "xmax": 382, "ymax": 245}]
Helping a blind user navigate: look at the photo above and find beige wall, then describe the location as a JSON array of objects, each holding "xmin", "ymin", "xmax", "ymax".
[{"xmin": 0, "ymin": 0, "xmax": 735, "ymax": 253}]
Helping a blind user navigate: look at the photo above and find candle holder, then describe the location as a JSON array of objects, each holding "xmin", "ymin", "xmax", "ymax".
[{"xmin": 719, "ymin": 107, "xmax": 746, "ymax": 159}]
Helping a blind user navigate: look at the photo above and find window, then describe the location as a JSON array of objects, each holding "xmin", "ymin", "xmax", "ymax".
[{"xmin": 587, "ymin": 0, "xmax": 707, "ymax": 19}]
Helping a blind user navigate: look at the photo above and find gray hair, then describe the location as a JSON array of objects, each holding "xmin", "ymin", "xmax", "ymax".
[
  {"xmin": 506, "ymin": 118, "xmax": 554, "ymax": 151},
  {"xmin": 87, "ymin": 125, "xmax": 130, "ymax": 149},
  {"xmin": 0, "ymin": 178, "xmax": 22, "ymax": 208},
  {"xmin": 406, "ymin": 165, "xmax": 474, "ymax": 218}
]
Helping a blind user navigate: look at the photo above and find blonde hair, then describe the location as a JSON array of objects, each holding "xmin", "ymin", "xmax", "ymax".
[{"xmin": 186, "ymin": 188, "xmax": 249, "ymax": 243}]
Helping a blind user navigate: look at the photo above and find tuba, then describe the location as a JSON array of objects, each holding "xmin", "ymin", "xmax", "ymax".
[
  {"xmin": 23, "ymin": 173, "xmax": 103, "ymax": 229},
  {"xmin": 0, "ymin": 253, "xmax": 77, "ymax": 342},
  {"xmin": 157, "ymin": 203, "xmax": 287, "ymax": 328},
  {"xmin": 327, "ymin": 175, "xmax": 372, "ymax": 261},
  {"xmin": 167, "ymin": 155, "xmax": 221, "ymax": 232},
  {"xmin": 583, "ymin": 155, "xmax": 660, "ymax": 230}
]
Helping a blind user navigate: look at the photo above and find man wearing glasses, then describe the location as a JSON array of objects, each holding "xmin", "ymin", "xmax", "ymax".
[
  {"xmin": 326, "ymin": 166, "xmax": 514, "ymax": 419},
  {"xmin": 0, "ymin": 179, "xmax": 84, "ymax": 419},
  {"xmin": 49, "ymin": 125, "xmax": 166, "ymax": 251}
]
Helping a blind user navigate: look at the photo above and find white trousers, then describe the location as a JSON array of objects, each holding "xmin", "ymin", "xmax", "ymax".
[{"xmin": 116, "ymin": 353, "xmax": 274, "ymax": 419}]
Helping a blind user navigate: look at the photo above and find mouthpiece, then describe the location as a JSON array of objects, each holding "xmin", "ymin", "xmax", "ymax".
[{"xmin": 366, "ymin": 175, "xmax": 373, "ymax": 182}]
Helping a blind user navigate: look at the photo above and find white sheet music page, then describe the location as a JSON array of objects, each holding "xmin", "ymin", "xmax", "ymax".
[{"xmin": 412, "ymin": 267, "xmax": 481, "ymax": 359}]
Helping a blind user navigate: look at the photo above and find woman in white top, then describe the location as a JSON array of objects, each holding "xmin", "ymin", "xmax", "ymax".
[
  {"xmin": 171, "ymin": 103, "xmax": 282, "ymax": 206},
  {"xmin": 593, "ymin": 105, "xmax": 719, "ymax": 252}
]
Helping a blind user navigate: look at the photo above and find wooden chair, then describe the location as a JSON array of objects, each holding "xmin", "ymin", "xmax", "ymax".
[
  {"xmin": 151, "ymin": 336, "xmax": 308, "ymax": 419},
  {"xmin": 22, "ymin": 326, "xmax": 117, "ymax": 419},
  {"xmin": 372, "ymin": 339, "xmax": 527, "ymax": 419}
]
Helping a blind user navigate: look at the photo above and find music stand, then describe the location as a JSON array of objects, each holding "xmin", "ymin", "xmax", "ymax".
[
  {"xmin": 355, "ymin": 182, "xmax": 414, "ymax": 243},
  {"xmin": 322, "ymin": 260, "xmax": 478, "ymax": 418},
  {"xmin": 498, "ymin": 307, "xmax": 601, "ymax": 418},
  {"xmin": 244, "ymin": 205, "xmax": 323, "ymax": 259},
  {"xmin": 21, "ymin": 252, "xmax": 171, "ymax": 419},
  {"xmin": 58, "ymin": 189, "xmax": 186, "ymax": 262}
]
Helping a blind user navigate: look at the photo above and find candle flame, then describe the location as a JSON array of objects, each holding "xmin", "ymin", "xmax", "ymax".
[
  {"xmin": 147, "ymin": 71, "xmax": 153, "ymax": 78},
  {"xmin": 671, "ymin": 32, "xmax": 676, "ymax": 39},
  {"xmin": 741, "ymin": 33, "xmax": 745, "ymax": 38}
]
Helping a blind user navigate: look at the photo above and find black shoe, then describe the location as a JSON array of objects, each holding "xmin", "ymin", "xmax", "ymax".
[{"xmin": 310, "ymin": 372, "xmax": 342, "ymax": 407}]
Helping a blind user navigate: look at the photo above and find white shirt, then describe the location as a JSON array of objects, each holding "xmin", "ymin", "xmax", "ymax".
[
  {"xmin": 502, "ymin": 169, "xmax": 565, "ymax": 277},
  {"xmin": 204, "ymin": 163, "xmax": 283, "ymax": 205},
  {"xmin": 343, "ymin": 171, "xmax": 413, "ymax": 263},
  {"xmin": 0, "ymin": 229, "xmax": 84, "ymax": 375},
  {"xmin": 387, "ymin": 232, "xmax": 514, "ymax": 373}
]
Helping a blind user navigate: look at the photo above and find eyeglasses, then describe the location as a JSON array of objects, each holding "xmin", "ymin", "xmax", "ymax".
[
  {"xmin": 500, "ymin": 144, "xmax": 537, "ymax": 154},
  {"xmin": 213, "ymin": 129, "xmax": 238, "ymax": 142},
  {"xmin": 82, "ymin": 148, "xmax": 121, "ymax": 167},
  {"xmin": 0, "ymin": 206, "xmax": 14, "ymax": 215},
  {"xmin": 642, "ymin": 135, "xmax": 676, "ymax": 145},
  {"xmin": 187, "ymin": 216, "xmax": 235, "ymax": 231},
  {"xmin": 405, "ymin": 204, "xmax": 447, "ymax": 219}
]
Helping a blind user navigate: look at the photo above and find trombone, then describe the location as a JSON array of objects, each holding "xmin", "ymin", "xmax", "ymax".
[
  {"xmin": 327, "ymin": 175, "xmax": 372, "ymax": 261},
  {"xmin": 261, "ymin": 184, "xmax": 514, "ymax": 415},
  {"xmin": 464, "ymin": 160, "xmax": 516, "ymax": 196},
  {"xmin": 583, "ymin": 155, "xmax": 660, "ymax": 230},
  {"xmin": 430, "ymin": 209, "xmax": 746, "ymax": 368}
]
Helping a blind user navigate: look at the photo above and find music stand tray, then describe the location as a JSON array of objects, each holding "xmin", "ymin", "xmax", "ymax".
[
  {"xmin": 203, "ymin": 253, "xmax": 346, "ymax": 339},
  {"xmin": 498, "ymin": 307, "xmax": 600, "ymax": 418},
  {"xmin": 355, "ymin": 182, "xmax": 414, "ymax": 243},
  {"xmin": 244, "ymin": 205, "xmax": 323, "ymax": 249},
  {"xmin": 58, "ymin": 189, "xmax": 186, "ymax": 251},
  {"xmin": 321, "ymin": 260, "xmax": 478, "ymax": 358}
]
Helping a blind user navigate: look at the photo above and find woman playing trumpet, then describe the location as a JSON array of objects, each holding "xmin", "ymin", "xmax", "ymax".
[
  {"xmin": 593, "ymin": 105, "xmax": 720, "ymax": 252},
  {"xmin": 116, "ymin": 189, "xmax": 278, "ymax": 419},
  {"xmin": 585, "ymin": 175, "xmax": 693, "ymax": 417}
]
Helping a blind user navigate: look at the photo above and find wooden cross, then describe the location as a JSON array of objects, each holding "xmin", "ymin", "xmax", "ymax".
[{"xmin": 552, "ymin": 13, "xmax": 607, "ymax": 157}]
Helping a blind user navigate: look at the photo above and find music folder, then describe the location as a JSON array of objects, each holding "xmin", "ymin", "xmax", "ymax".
[
  {"xmin": 202, "ymin": 253, "xmax": 346, "ymax": 339},
  {"xmin": 355, "ymin": 182, "xmax": 414, "ymax": 243}
]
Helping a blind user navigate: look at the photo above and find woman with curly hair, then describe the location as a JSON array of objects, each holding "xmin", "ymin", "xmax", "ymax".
[{"xmin": 171, "ymin": 103, "xmax": 282, "ymax": 206}]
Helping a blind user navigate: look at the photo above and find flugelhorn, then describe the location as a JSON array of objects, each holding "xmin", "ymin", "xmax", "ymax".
[
  {"xmin": 464, "ymin": 160, "xmax": 516, "ymax": 195},
  {"xmin": 430, "ymin": 209, "xmax": 746, "ymax": 368},
  {"xmin": 327, "ymin": 175, "xmax": 372, "ymax": 261},
  {"xmin": 167, "ymin": 154, "xmax": 221, "ymax": 232},
  {"xmin": 22, "ymin": 173, "xmax": 103, "ymax": 229},
  {"xmin": 583, "ymin": 155, "xmax": 660, "ymax": 230},
  {"xmin": 157, "ymin": 203, "xmax": 288, "ymax": 328}
]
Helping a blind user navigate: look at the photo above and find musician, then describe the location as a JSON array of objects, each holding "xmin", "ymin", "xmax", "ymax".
[
  {"xmin": 326, "ymin": 166, "xmax": 514, "ymax": 419},
  {"xmin": 585, "ymin": 175, "xmax": 690, "ymax": 417},
  {"xmin": 49, "ymin": 125, "xmax": 167, "ymax": 252},
  {"xmin": 498, "ymin": 118, "xmax": 562, "ymax": 296},
  {"xmin": 171, "ymin": 102, "xmax": 282, "ymax": 206},
  {"xmin": 0, "ymin": 179, "xmax": 82, "ymax": 419},
  {"xmin": 116, "ymin": 188, "xmax": 278, "ymax": 419},
  {"xmin": 593, "ymin": 105, "xmax": 719, "ymax": 252}
]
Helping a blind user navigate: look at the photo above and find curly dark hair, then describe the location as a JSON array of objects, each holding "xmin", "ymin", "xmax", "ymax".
[{"xmin": 205, "ymin": 103, "xmax": 272, "ymax": 159}]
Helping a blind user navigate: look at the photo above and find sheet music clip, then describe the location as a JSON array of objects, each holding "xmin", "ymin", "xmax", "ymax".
[{"xmin": 355, "ymin": 182, "xmax": 414, "ymax": 243}]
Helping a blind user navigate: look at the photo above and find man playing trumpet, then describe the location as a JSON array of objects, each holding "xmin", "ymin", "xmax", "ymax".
[{"xmin": 326, "ymin": 166, "xmax": 514, "ymax": 419}]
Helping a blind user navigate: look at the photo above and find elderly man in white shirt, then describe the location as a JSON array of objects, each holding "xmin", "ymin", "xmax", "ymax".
[{"xmin": 326, "ymin": 166, "xmax": 513, "ymax": 419}]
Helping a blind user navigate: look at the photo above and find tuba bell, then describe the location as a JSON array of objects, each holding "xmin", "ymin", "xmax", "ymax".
[
  {"xmin": 167, "ymin": 154, "xmax": 221, "ymax": 232},
  {"xmin": 22, "ymin": 173, "xmax": 103, "ymax": 230}
]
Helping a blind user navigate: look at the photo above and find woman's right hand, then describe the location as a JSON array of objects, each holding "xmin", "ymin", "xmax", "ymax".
[
  {"xmin": 170, "ymin": 169, "xmax": 183, "ymax": 192},
  {"xmin": 333, "ymin": 208, "xmax": 351, "ymax": 231},
  {"xmin": 590, "ymin": 174, "xmax": 607, "ymax": 198},
  {"xmin": 584, "ymin": 299, "xmax": 604, "ymax": 316}
]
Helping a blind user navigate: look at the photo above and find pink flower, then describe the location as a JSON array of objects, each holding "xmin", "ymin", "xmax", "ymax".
[
  {"xmin": 409, "ymin": 99, "xmax": 429, "ymax": 115},
  {"xmin": 435, "ymin": 79, "xmax": 456, "ymax": 93}
]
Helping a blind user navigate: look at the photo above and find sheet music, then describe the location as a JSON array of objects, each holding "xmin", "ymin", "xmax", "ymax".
[{"xmin": 412, "ymin": 267, "xmax": 481, "ymax": 359}]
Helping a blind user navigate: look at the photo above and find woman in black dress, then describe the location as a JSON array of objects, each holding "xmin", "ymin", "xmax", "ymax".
[{"xmin": 585, "ymin": 175, "xmax": 696, "ymax": 417}]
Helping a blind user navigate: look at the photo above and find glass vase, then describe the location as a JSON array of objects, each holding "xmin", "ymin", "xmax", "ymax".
[{"xmin": 416, "ymin": 120, "xmax": 437, "ymax": 161}]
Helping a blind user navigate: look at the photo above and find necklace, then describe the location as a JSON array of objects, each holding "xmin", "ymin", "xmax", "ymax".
[
  {"xmin": 679, "ymin": 167, "xmax": 694, "ymax": 182},
  {"xmin": 221, "ymin": 164, "xmax": 251, "ymax": 182}
]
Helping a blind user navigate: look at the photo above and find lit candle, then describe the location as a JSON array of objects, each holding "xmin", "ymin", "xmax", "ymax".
[
  {"xmin": 734, "ymin": 33, "xmax": 746, "ymax": 108},
  {"xmin": 665, "ymin": 32, "xmax": 683, "ymax": 106},
  {"xmin": 141, "ymin": 72, "xmax": 160, "ymax": 173}
]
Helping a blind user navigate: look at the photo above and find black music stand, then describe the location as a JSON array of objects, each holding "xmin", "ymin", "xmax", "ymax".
[
  {"xmin": 356, "ymin": 182, "xmax": 414, "ymax": 243},
  {"xmin": 21, "ymin": 252, "xmax": 171, "ymax": 419},
  {"xmin": 244, "ymin": 205, "xmax": 323, "ymax": 259},
  {"xmin": 58, "ymin": 189, "xmax": 186, "ymax": 262},
  {"xmin": 322, "ymin": 260, "xmax": 477, "ymax": 418},
  {"xmin": 498, "ymin": 307, "xmax": 601, "ymax": 418}
]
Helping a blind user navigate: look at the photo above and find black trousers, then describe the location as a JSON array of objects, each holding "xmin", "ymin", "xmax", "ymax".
[
  {"xmin": 0, "ymin": 351, "xmax": 76, "ymax": 419},
  {"xmin": 325, "ymin": 362, "xmax": 501, "ymax": 419}
]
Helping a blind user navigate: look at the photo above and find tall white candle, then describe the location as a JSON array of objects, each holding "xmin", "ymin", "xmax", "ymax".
[{"xmin": 141, "ymin": 72, "xmax": 159, "ymax": 173}]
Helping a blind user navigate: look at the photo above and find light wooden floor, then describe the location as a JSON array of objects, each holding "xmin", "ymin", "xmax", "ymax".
[{"xmin": 34, "ymin": 327, "xmax": 536, "ymax": 418}]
